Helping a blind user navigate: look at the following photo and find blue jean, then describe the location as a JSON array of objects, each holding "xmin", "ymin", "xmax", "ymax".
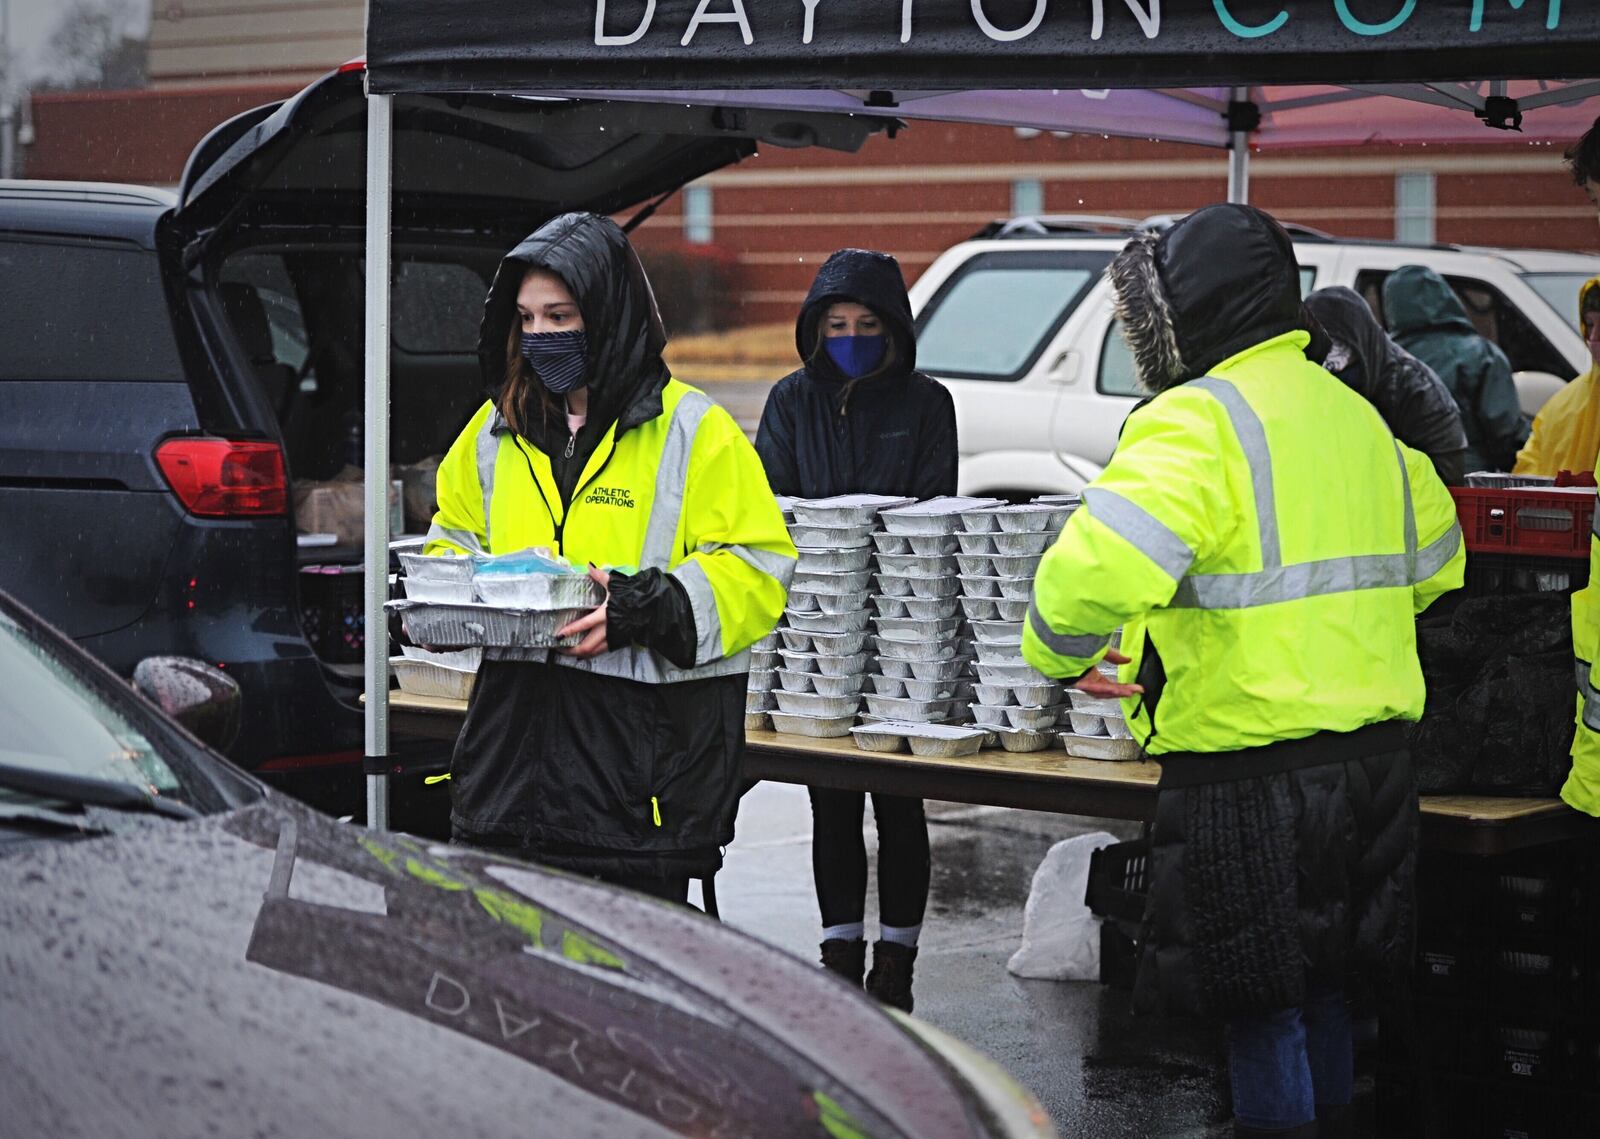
[{"xmin": 1227, "ymin": 985, "xmax": 1353, "ymax": 1131}]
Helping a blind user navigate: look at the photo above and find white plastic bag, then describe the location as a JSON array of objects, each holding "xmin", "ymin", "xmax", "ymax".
[{"xmin": 1006, "ymin": 831, "xmax": 1120, "ymax": 981}]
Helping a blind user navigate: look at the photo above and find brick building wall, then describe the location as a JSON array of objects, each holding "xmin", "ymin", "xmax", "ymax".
[
  {"xmin": 626, "ymin": 123, "xmax": 1590, "ymax": 327},
  {"xmin": 24, "ymin": 83, "xmax": 1589, "ymax": 332}
]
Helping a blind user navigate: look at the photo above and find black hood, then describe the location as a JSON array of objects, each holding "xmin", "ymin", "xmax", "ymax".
[
  {"xmin": 795, "ymin": 249, "xmax": 917, "ymax": 384},
  {"xmin": 1304, "ymin": 286, "xmax": 1408, "ymax": 386},
  {"xmin": 480, "ymin": 212, "xmax": 669, "ymax": 449},
  {"xmin": 1108, "ymin": 204, "xmax": 1304, "ymax": 392}
]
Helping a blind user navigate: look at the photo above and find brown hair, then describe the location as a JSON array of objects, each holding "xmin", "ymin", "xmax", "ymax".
[
  {"xmin": 497, "ymin": 302, "xmax": 561, "ymax": 438},
  {"xmin": 1584, "ymin": 285, "xmax": 1600, "ymax": 317}
]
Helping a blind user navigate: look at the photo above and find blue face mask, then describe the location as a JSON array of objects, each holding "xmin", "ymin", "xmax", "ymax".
[
  {"xmin": 520, "ymin": 329, "xmax": 589, "ymax": 394},
  {"xmin": 824, "ymin": 334, "xmax": 887, "ymax": 379}
]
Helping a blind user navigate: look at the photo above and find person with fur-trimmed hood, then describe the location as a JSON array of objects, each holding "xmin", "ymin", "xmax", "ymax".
[{"xmin": 1021, "ymin": 204, "xmax": 1464, "ymax": 1139}]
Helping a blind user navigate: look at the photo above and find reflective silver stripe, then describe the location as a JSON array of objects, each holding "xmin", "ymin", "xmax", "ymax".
[
  {"xmin": 1188, "ymin": 376, "xmax": 1279, "ymax": 566},
  {"xmin": 1027, "ymin": 595, "xmax": 1109, "ymax": 659},
  {"xmin": 1579, "ymin": 659, "xmax": 1600, "ymax": 731},
  {"xmin": 1394, "ymin": 443, "xmax": 1418, "ymax": 573},
  {"xmin": 424, "ymin": 522, "xmax": 484, "ymax": 554},
  {"xmin": 1082, "ymin": 486, "xmax": 1194, "ymax": 581},
  {"xmin": 675, "ymin": 559, "xmax": 724, "ymax": 665},
  {"xmin": 640, "ymin": 391, "xmax": 715, "ymax": 570},
  {"xmin": 556, "ymin": 646, "xmax": 752, "ymax": 684},
  {"xmin": 1167, "ymin": 377, "xmax": 1446, "ymax": 611},
  {"xmin": 1416, "ymin": 523, "xmax": 1462, "ymax": 582},
  {"xmin": 476, "ymin": 413, "xmax": 500, "ymax": 550},
  {"xmin": 703, "ymin": 541, "xmax": 798, "ymax": 587},
  {"xmin": 1172, "ymin": 552, "xmax": 1417, "ymax": 609}
]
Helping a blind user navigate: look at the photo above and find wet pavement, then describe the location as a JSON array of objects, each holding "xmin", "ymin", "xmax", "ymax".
[{"xmin": 717, "ymin": 783, "xmax": 1237, "ymax": 1138}]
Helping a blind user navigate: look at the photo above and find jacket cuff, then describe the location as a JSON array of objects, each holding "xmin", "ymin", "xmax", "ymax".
[{"xmin": 605, "ymin": 568, "xmax": 698, "ymax": 669}]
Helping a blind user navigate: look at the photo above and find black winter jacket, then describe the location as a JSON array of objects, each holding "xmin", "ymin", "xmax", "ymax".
[
  {"xmin": 452, "ymin": 213, "xmax": 738, "ymax": 880},
  {"xmin": 756, "ymin": 249, "xmax": 958, "ymax": 499},
  {"xmin": 1304, "ymin": 286, "xmax": 1471, "ymax": 484},
  {"xmin": 1135, "ymin": 730, "xmax": 1419, "ymax": 1020}
]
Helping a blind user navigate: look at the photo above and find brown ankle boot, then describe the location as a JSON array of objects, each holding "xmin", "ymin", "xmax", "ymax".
[
  {"xmin": 819, "ymin": 938, "xmax": 866, "ymax": 986},
  {"xmin": 865, "ymin": 940, "xmax": 917, "ymax": 1012}
]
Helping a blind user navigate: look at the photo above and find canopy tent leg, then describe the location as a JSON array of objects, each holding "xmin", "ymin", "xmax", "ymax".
[
  {"xmin": 1226, "ymin": 86, "xmax": 1252, "ymax": 205},
  {"xmin": 364, "ymin": 90, "xmax": 393, "ymax": 832},
  {"xmin": 1227, "ymin": 132, "xmax": 1248, "ymax": 204}
]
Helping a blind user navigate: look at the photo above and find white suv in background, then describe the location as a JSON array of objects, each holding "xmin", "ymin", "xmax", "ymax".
[{"xmin": 909, "ymin": 216, "xmax": 1600, "ymax": 497}]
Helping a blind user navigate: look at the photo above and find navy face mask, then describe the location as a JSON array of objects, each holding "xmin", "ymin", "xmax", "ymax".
[
  {"xmin": 824, "ymin": 334, "xmax": 887, "ymax": 379},
  {"xmin": 520, "ymin": 329, "xmax": 589, "ymax": 394}
]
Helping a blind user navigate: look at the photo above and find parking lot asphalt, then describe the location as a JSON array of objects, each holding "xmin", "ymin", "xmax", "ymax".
[{"xmin": 716, "ymin": 783, "xmax": 1237, "ymax": 1139}]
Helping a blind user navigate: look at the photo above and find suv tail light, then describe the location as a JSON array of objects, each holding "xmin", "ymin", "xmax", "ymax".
[{"xmin": 156, "ymin": 438, "xmax": 287, "ymax": 517}]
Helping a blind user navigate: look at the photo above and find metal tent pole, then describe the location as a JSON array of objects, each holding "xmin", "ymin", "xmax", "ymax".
[
  {"xmin": 1227, "ymin": 87, "xmax": 1251, "ymax": 204},
  {"xmin": 364, "ymin": 90, "xmax": 393, "ymax": 832}
]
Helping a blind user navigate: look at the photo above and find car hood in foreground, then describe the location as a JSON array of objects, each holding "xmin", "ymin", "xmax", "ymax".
[{"xmin": 0, "ymin": 796, "xmax": 1040, "ymax": 1139}]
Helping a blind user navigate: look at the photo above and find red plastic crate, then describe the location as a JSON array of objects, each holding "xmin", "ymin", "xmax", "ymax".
[{"xmin": 1451, "ymin": 488, "xmax": 1596, "ymax": 559}]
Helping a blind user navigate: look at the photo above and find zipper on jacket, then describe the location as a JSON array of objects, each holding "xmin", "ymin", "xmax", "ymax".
[
  {"xmin": 512, "ymin": 432, "xmax": 619, "ymax": 556},
  {"xmin": 650, "ymin": 796, "xmax": 662, "ymax": 827}
]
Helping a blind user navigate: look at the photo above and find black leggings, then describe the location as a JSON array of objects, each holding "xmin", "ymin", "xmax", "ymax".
[{"xmin": 809, "ymin": 788, "xmax": 930, "ymax": 930}]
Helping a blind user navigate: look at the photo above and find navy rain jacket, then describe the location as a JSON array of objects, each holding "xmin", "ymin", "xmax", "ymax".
[{"xmin": 755, "ymin": 249, "xmax": 958, "ymax": 499}]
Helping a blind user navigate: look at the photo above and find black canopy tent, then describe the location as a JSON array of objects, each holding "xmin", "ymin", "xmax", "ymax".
[{"xmin": 358, "ymin": 0, "xmax": 1600, "ymax": 828}]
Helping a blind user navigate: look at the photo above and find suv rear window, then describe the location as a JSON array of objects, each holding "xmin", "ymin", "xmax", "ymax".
[
  {"xmin": 916, "ymin": 250, "xmax": 1112, "ymax": 382},
  {"xmin": 0, "ymin": 239, "xmax": 183, "ymax": 382}
]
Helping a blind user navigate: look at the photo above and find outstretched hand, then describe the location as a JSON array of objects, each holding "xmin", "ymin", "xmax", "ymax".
[
  {"xmin": 556, "ymin": 565, "xmax": 612, "ymax": 658},
  {"xmin": 1072, "ymin": 648, "xmax": 1144, "ymax": 699}
]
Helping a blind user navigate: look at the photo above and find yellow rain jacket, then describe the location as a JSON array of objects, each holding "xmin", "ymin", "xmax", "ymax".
[
  {"xmin": 1514, "ymin": 276, "xmax": 1600, "ymax": 478},
  {"xmin": 1023, "ymin": 332, "xmax": 1465, "ymax": 756}
]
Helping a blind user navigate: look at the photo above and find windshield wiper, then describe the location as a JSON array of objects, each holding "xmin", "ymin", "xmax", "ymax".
[{"xmin": 0, "ymin": 763, "xmax": 200, "ymax": 821}]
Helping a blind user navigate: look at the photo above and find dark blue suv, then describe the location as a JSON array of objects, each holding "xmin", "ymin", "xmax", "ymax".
[{"xmin": 0, "ymin": 67, "xmax": 876, "ymax": 811}]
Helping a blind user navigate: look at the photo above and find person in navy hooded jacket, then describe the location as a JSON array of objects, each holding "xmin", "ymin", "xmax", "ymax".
[{"xmin": 756, "ymin": 249, "xmax": 958, "ymax": 1012}]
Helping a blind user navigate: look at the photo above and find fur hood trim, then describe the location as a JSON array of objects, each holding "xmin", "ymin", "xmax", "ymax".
[{"xmin": 1109, "ymin": 231, "xmax": 1188, "ymax": 394}]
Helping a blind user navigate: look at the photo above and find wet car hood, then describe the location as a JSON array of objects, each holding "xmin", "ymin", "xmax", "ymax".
[{"xmin": 0, "ymin": 795, "xmax": 1005, "ymax": 1139}]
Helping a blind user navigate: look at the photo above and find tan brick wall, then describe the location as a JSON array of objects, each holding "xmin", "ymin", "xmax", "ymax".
[{"xmin": 147, "ymin": 0, "xmax": 363, "ymax": 89}]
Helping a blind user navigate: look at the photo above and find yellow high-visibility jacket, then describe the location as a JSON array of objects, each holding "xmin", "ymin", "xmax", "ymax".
[
  {"xmin": 1566, "ymin": 512, "xmax": 1600, "ymax": 815},
  {"xmin": 1514, "ymin": 276, "xmax": 1600, "ymax": 479},
  {"xmin": 425, "ymin": 379, "xmax": 795, "ymax": 683},
  {"xmin": 1023, "ymin": 332, "xmax": 1465, "ymax": 756}
]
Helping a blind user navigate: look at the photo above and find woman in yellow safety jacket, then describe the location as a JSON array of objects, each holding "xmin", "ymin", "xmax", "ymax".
[
  {"xmin": 424, "ymin": 213, "xmax": 795, "ymax": 902},
  {"xmin": 1514, "ymin": 275, "xmax": 1600, "ymax": 478}
]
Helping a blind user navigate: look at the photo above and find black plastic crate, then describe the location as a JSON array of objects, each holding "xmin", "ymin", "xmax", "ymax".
[
  {"xmin": 1489, "ymin": 938, "xmax": 1584, "ymax": 1019},
  {"xmin": 1085, "ymin": 837, "xmax": 1149, "ymax": 927},
  {"xmin": 1483, "ymin": 1082, "xmax": 1577, "ymax": 1139},
  {"xmin": 1415, "ymin": 933, "xmax": 1485, "ymax": 1003},
  {"xmin": 1485, "ymin": 1022, "xmax": 1571, "ymax": 1085},
  {"xmin": 298, "ymin": 565, "xmax": 366, "ymax": 663},
  {"xmin": 1464, "ymin": 552, "xmax": 1590, "ymax": 597},
  {"xmin": 1098, "ymin": 920, "xmax": 1139, "ymax": 991}
]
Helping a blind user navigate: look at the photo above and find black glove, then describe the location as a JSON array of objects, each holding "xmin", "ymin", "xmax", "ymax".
[{"xmin": 605, "ymin": 568, "xmax": 698, "ymax": 669}]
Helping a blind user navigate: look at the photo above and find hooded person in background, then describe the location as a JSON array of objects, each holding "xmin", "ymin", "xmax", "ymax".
[
  {"xmin": 757, "ymin": 249, "xmax": 958, "ymax": 501},
  {"xmin": 1303, "ymin": 286, "xmax": 1471, "ymax": 484},
  {"xmin": 425, "ymin": 213, "xmax": 794, "ymax": 901},
  {"xmin": 755, "ymin": 249, "xmax": 958, "ymax": 1012},
  {"xmin": 1382, "ymin": 264, "xmax": 1528, "ymax": 473},
  {"xmin": 1023, "ymin": 205, "xmax": 1463, "ymax": 1139},
  {"xmin": 1514, "ymin": 276, "xmax": 1600, "ymax": 478}
]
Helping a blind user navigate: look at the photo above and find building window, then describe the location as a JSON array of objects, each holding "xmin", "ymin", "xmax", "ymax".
[
  {"xmin": 1011, "ymin": 178, "xmax": 1044, "ymax": 218},
  {"xmin": 1395, "ymin": 171, "xmax": 1435, "ymax": 244},
  {"xmin": 684, "ymin": 185, "xmax": 714, "ymax": 244}
]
